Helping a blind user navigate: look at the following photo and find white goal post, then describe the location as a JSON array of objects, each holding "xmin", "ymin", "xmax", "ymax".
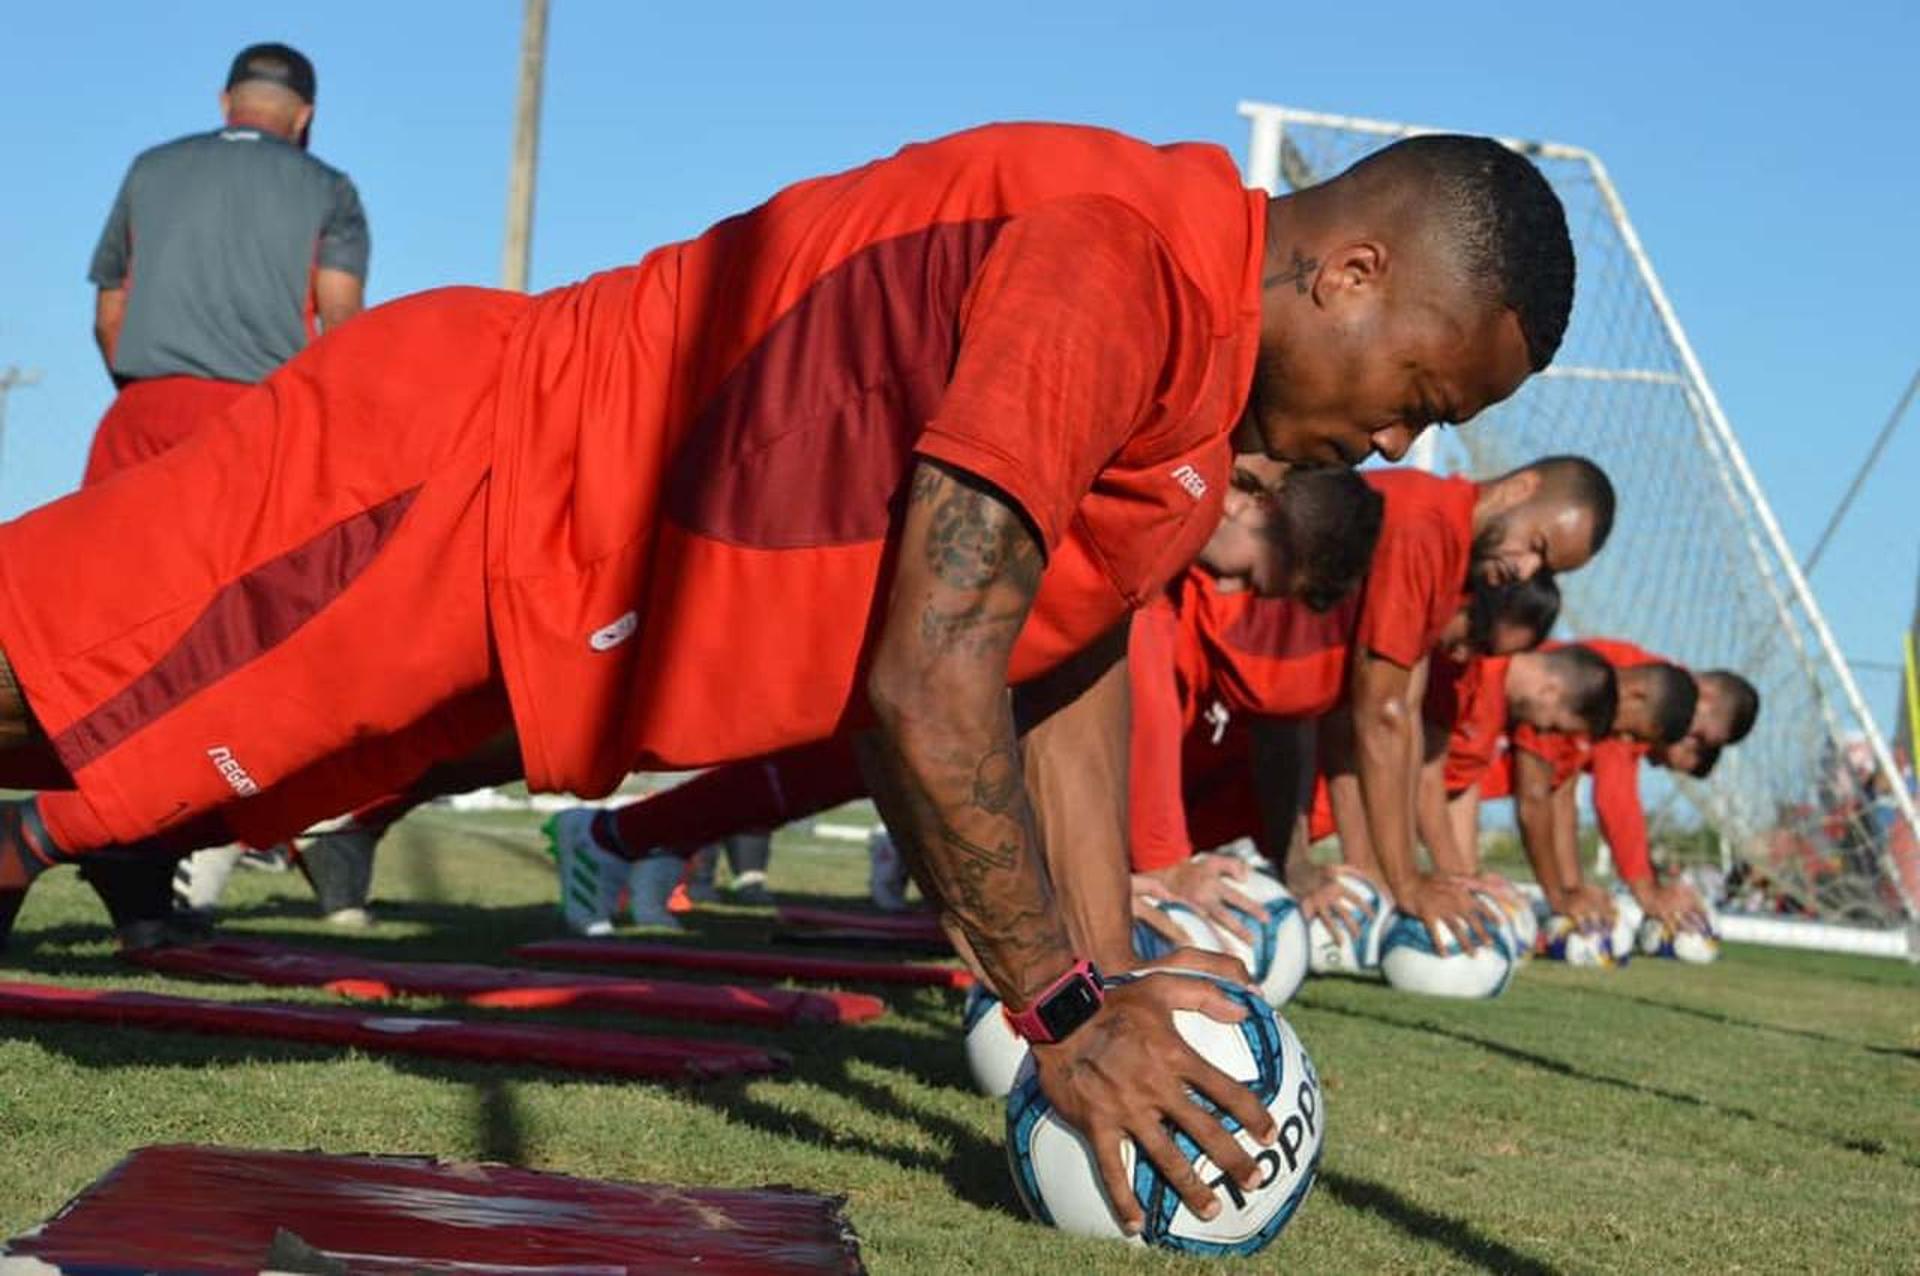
[{"xmin": 1239, "ymin": 101, "xmax": 1920, "ymax": 932}]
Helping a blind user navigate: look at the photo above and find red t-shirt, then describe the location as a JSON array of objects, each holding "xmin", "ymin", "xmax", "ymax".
[
  {"xmin": 1132, "ymin": 472, "xmax": 1478, "ymax": 864},
  {"xmin": 483, "ymin": 124, "xmax": 1267, "ymax": 795},
  {"xmin": 1427, "ymin": 655, "xmax": 1511, "ymax": 796},
  {"xmin": 1352, "ymin": 470, "xmax": 1478, "ymax": 668},
  {"xmin": 1502, "ymin": 637, "xmax": 1667, "ymax": 882}
]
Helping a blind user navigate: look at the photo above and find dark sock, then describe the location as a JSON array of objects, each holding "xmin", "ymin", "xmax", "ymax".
[
  {"xmin": 724, "ymin": 830, "xmax": 773, "ymax": 876},
  {"xmin": 79, "ymin": 850, "xmax": 179, "ymax": 929},
  {"xmin": 0, "ymin": 799, "xmax": 65, "ymax": 892}
]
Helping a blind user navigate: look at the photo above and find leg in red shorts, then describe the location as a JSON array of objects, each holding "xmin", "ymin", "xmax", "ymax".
[{"xmin": 0, "ymin": 286, "xmax": 528, "ymax": 869}]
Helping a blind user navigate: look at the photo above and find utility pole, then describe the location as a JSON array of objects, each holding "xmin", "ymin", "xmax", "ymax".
[
  {"xmin": 0, "ymin": 366, "xmax": 43, "ymax": 474},
  {"xmin": 501, "ymin": 0, "xmax": 550, "ymax": 292}
]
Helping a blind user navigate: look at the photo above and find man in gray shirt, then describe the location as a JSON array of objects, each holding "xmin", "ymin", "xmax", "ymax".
[
  {"xmin": 85, "ymin": 41, "xmax": 369, "ymax": 480},
  {"xmin": 76, "ymin": 43, "xmax": 372, "ymax": 942}
]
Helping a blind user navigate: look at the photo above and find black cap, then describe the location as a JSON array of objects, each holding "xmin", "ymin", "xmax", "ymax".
[{"xmin": 225, "ymin": 42, "xmax": 317, "ymax": 105}]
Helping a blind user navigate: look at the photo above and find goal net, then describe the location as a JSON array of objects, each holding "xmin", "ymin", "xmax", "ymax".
[{"xmin": 1239, "ymin": 102, "xmax": 1920, "ymax": 927}]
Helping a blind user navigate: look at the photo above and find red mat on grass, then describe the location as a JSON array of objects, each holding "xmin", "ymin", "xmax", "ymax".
[
  {"xmin": 0, "ymin": 1144, "xmax": 863, "ymax": 1274},
  {"xmin": 125, "ymin": 938, "xmax": 883, "ymax": 1026},
  {"xmin": 516, "ymin": 938, "xmax": 973, "ymax": 989},
  {"xmin": 0, "ymin": 982, "xmax": 784, "ymax": 1081},
  {"xmin": 776, "ymin": 905, "xmax": 949, "ymax": 943}
]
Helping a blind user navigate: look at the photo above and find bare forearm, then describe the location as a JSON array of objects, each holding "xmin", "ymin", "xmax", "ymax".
[
  {"xmin": 1551, "ymin": 782, "xmax": 1584, "ymax": 893},
  {"xmin": 1514, "ymin": 763, "xmax": 1563, "ymax": 900},
  {"xmin": 863, "ymin": 461, "xmax": 1072, "ymax": 1006},
  {"xmin": 1355, "ymin": 703, "xmax": 1418, "ymax": 893},
  {"xmin": 1019, "ymin": 635, "xmax": 1133, "ymax": 971},
  {"xmin": 1417, "ymin": 756, "xmax": 1473, "ymax": 874},
  {"xmin": 863, "ymin": 698, "xmax": 1072, "ymax": 1001}
]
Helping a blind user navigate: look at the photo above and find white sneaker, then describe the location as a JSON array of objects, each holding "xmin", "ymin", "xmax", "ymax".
[
  {"xmin": 543, "ymin": 809, "xmax": 626, "ymax": 937},
  {"xmin": 868, "ymin": 827, "xmax": 911, "ymax": 913},
  {"xmin": 627, "ymin": 853, "xmax": 686, "ymax": 931},
  {"xmin": 172, "ymin": 846, "xmax": 242, "ymax": 916}
]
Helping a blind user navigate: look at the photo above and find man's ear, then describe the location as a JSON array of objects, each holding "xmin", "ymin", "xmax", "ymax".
[
  {"xmin": 218, "ymin": 90, "xmax": 233, "ymax": 119},
  {"xmin": 1310, "ymin": 239, "xmax": 1386, "ymax": 308}
]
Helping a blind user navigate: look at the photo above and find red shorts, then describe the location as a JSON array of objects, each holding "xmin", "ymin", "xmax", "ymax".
[
  {"xmin": 0, "ymin": 288, "xmax": 526, "ymax": 851},
  {"xmin": 1176, "ymin": 717, "xmax": 1268, "ymax": 858},
  {"xmin": 83, "ymin": 377, "xmax": 254, "ymax": 486}
]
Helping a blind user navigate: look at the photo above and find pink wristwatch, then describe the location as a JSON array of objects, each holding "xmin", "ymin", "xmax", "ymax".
[{"xmin": 1005, "ymin": 959, "xmax": 1106, "ymax": 1044}]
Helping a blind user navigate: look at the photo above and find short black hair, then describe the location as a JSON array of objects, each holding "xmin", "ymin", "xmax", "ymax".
[
  {"xmin": 1686, "ymin": 741, "xmax": 1724, "ymax": 779},
  {"xmin": 1506, "ymin": 454, "xmax": 1616, "ymax": 556},
  {"xmin": 1632, "ymin": 662, "xmax": 1700, "ymax": 746},
  {"xmin": 1272, "ymin": 467, "xmax": 1385, "ymax": 612},
  {"xmin": 1468, "ymin": 569, "xmax": 1561, "ymax": 651},
  {"xmin": 1701, "ymin": 669, "xmax": 1761, "ymax": 743},
  {"xmin": 1547, "ymin": 644, "xmax": 1618, "ymax": 736},
  {"xmin": 1340, "ymin": 134, "xmax": 1575, "ymax": 372}
]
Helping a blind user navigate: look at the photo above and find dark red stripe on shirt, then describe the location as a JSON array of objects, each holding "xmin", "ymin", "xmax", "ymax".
[
  {"xmin": 666, "ymin": 218, "xmax": 1008, "ymax": 548},
  {"xmin": 53, "ymin": 488, "xmax": 419, "ymax": 771}
]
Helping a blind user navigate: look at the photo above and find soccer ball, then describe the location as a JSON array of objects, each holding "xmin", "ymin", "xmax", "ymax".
[
  {"xmin": 1305, "ymin": 870, "xmax": 1393, "ymax": 975},
  {"xmin": 963, "ymin": 984, "xmax": 1029, "ymax": 1098},
  {"xmin": 1213, "ymin": 869, "xmax": 1310, "ymax": 1007},
  {"xmin": 1609, "ymin": 893, "xmax": 1644, "ymax": 967},
  {"xmin": 1007, "ymin": 973, "xmax": 1323, "ymax": 1255},
  {"xmin": 1637, "ymin": 906, "xmax": 1721, "ymax": 964},
  {"xmin": 1540, "ymin": 914, "xmax": 1616, "ymax": 967},
  {"xmin": 1151, "ymin": 898, "xmax": 1226, "ymax": 953},
  {"xmin": 968, "ymin": 922, "xmax": 1195, "ymax": 1096},
  {"xmin": 1478, "ymin": 876, "xmax": 1539, "ymax": 960},
  {"xmin": 1379, "ymin": 891, "xmax": 1518, "ymax": 998}
]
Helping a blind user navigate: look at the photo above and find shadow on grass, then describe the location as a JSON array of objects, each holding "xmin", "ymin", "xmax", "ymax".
[
  {"xmin": 1305, "ymin": 998, "xmax": 1920, "ymax": 1171},
  {"xmin": 1558, "ymin": 983, "xmax": 1919, "ymax": 1061},
  {"xmin": 1317, "ymin": 1170, "xmax": 1561, "ymax": 1276},
  {"xmin": 474, "ymin": 1076, "xmax": 527, "ymax": 1164}
]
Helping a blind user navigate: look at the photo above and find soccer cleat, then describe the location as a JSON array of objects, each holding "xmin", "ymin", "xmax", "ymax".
[
  {"xmin": 173, "ymin": 846, "xmax": 242, "ymax": 919},
  {"xmin": 543, "ymin": 810, "xmax": 627, "ymax": 937},
  {"xmin": 730, "ymin": 869, "xmax": 775, "ymax": 908},
  {"xmin": 322, "ymin": 906, "xmax": 374, "ymax": 929},
  {"xmin": 627, "ymin": 854, "xmax": 688, "ymax": 931}
]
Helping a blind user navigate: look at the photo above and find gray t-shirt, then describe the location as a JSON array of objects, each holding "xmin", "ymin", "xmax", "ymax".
[{"xmin": 89, "ymin": 126, "xmax": 370, "ymax": 384}]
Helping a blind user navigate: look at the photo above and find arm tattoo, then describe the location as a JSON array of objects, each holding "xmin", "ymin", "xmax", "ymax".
[
  {"xmin": 919, "ymin": 472, "xmax": 1043, "ymax": 595},
  {"xmin": 970, "ymin": 746, "xmax": 1023, "ymax": 816},
  {"xmin": 1262, "ymin": 246, "xmax": 1319, "ymax": 296}
]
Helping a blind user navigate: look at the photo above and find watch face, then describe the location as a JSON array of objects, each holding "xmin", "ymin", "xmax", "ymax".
[{"xmin": 1036, "ymin": 974, "xmax": 1103, "ymax": 1041}]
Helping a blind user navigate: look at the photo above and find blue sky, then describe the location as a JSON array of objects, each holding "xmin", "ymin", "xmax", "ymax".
[{"xmin": 1, "ymin": 2, "xmax": 1915, "ymax": 734}]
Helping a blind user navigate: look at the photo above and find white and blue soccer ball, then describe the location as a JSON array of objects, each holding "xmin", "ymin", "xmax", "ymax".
[
  {"xmin": 1306, "ymin": 869, "xmax": 1393, "ymax": 975},
  {"xmin": 1609, "ymin": 892, "xmax": 1644, "ymax": 967},
  {"xmin": 1379, "ymin": 891, "xmax": 1518, "ymax": 998},
  {"xmin": 1007, "ymin": 973, "xmax": 1323, "ymax": 1255},
  {"xmin": 1213, "ymin": 869, "xmax": 1310, "ymax": 1007},
  {"xmin": 1637, "ymin": 904, "xmax": 1721, "ymax": 964},
  {"xmin": 1479, "ymin": 876, "xmax": 1539, "ymax": 960},
  {"xmin": 1541, "ymin": 914, "xmax": 1616, "ymax": 967}
]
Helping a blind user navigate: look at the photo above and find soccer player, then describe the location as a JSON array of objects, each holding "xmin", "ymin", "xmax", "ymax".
[
  {"xmin": 1413, "ymin": 643, "xmax": 1620, "ymax": 878},
  {"xmin": 0, "ymin": 125, "xmax": 1572, "ymax": 1232},
  {"xmin": 1173, "ymin": 570, "xmax": 1567, "ymax": 934},
  {"xmin": 1544, "ymin": 647, "xmax": 1760, "ymax": 931},
  {"xmin": 1289, "ymin": 457, "xmax": 1613, "ymax": 948},
  {"xmin": 1468, "ymin": 641, "xmax": 1705, "ymax": 930},
  {"xmin": 76, "ymin": 41, "xmax": 372, "ymax": 939}
]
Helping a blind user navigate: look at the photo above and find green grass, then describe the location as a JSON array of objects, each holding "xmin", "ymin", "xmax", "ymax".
[{"xmin": 2, "ymin": 807, "xmax": 1916, "ymax": 1273}]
